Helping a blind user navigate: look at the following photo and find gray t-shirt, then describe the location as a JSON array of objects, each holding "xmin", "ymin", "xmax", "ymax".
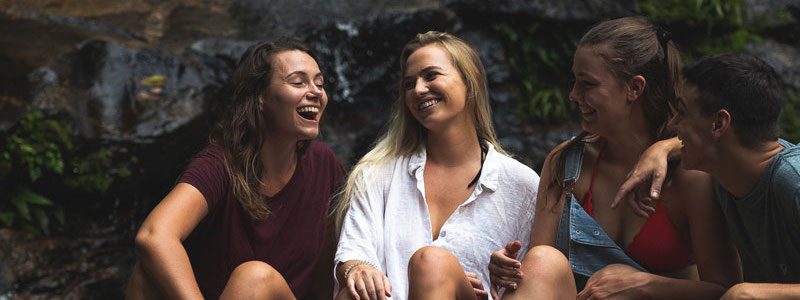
[{"xmin": 715, "ymin": 139, "xmax": 800, "ymax": 283}]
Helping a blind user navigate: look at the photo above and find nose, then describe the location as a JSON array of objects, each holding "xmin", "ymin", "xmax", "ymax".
[
  {"xmin": 306, "ymin": 84, "xmax": 323, "ymax": 101},
  {"xmin": 568, "ymin": 82, "xmax": 580, "ymax": 103},
  {"xmin": 413, "ymin": 77, "xmax": 429, "ymax": 96}
]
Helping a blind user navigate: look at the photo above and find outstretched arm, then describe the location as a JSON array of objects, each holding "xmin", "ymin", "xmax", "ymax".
[{"xmin": 612, "ymin": 137, "xmax": 682, "ymax": 217}]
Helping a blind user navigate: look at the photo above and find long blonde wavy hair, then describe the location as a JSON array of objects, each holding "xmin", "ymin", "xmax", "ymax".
[{"xmin": 331, "ymin": 31, "xmax": 506, "ymax": 238}]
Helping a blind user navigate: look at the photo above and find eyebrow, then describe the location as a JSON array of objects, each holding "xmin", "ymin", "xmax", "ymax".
[
  {"xmin": 403, "ymin": 66, "xmax": 443, "ymax": 81},
  {"xmin": 285, "ymin": 71, "xmax": 324, "ymax": 80}
]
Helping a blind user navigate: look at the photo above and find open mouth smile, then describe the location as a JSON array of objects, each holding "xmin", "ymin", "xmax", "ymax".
[
  {"xmin": 417, "ymin": 98, "xmax": 441, "ymax": 111},
  {"xmin": 297, "ymin": 105, "xmax": 320, "ymax": 121},
  {"xmin": 579, "ymin": 107, "xmax": 596, "ymax": 115}
]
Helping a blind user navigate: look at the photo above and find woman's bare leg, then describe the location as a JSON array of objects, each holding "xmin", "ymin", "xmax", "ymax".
[
  {"xmin": 125, "ymin": 262, "xmax": 163, "ymax": 300},
  {"xmin": 407, "ymin": 246, "xmax": 478, "ymax": 300},
  {"xmin": 502, "ymin": 245, "xmax": 575, "ymax": 300},
  {"xmin": 220, "ymin": 260, "xmax": 296, "ymax": 300}
]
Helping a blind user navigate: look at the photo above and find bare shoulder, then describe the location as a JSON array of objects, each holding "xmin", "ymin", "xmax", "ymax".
[{"xmin": 667, "ymin": 167, "xmax": 714, "ymax": 210}]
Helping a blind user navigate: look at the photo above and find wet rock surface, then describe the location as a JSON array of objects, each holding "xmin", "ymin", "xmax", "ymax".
[{"xmin": 1, "ymin": 0, "xmax": 798, "ymax": 298}]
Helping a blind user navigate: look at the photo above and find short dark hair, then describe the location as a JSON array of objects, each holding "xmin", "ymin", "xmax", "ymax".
[{"xmin": 682, "ymin": 52, "xmax": 783, "ymax": 148}]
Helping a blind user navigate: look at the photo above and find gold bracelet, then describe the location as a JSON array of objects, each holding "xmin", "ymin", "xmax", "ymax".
[{"xmin": 343, "ymin": 260, "xmax": 375, "ymax": 281}]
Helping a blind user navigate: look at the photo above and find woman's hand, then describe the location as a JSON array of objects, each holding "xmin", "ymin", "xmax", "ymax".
[
  {"xmin": 577, "ymin": 269, "xmax": 651, "ymax": 300},
  {"xmin": 612, "ymin": 138, "xmax": 681, "ymax": 217},
  {"xmin": 488, "ymin": 241, "xmax": 524, "ymax": 296},
  {"xmin": 345, "ymin": 263, "xmax": 392, "ymax": 300},
  {"xmin": 465, "ymin": 272, "xmax": 489, "ymax": 300}
]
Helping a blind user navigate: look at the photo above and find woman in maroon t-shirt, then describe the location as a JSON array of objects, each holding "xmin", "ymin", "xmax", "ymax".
[{"xmin": 126, "ymin": 37, "xmax": 344, "ymax": 299}]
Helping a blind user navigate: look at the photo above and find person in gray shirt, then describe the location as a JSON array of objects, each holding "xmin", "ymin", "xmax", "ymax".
[{"xmin": 614, "ymin": 52, "xmax": 800, "ymax": 299}]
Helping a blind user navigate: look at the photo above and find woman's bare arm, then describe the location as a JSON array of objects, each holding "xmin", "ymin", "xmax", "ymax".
[{"xmin": 134, "ymin": 183, "xmax": 209, "ymax": 299}]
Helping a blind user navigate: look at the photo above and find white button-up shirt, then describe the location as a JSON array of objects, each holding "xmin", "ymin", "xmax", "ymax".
[{"xmin": 335, "ymin": 143, "xmax": 539, "ymax": 300}]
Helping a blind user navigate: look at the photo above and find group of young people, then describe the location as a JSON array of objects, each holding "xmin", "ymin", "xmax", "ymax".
[{"xmin": 124, "ymin": 16, "xmax": 800, "ymax": 300}]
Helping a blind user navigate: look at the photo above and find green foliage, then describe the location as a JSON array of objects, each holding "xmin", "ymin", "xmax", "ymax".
[
  {"xmin": 64, "ymin": 149, "xmax": 114, "ymax": 194},
  {"xmin": 639, "ymin": 0, "xmax": 759, "ymax": 56},
  {"xmin": 493, "ymin": 22, "xmax": 581, "ymax": 124},
  {"xmin": 2, "ymin": 111, "xmax": 72, "ymax": 182},
  {"xmin": 0, "ymin": 111, "xmax": 137, "ymax": 236},
  {"xmin": 1, "ymin": 112, "xmax": 70, "ymax": 235}
]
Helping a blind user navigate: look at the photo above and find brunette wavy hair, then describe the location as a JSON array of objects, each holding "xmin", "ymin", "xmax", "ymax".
[{"xmin": 209, "ymin": 37, "xmax": 318, "ymax": 220}]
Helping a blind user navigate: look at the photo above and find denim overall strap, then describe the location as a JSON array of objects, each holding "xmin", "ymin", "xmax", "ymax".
[
  {"xmin": 555, "ymin": 143, "xmax": 584, "ymax": 256},
  {"xmin": 554, "ymin": 140, "xmax": 647, "ymax": 290}
]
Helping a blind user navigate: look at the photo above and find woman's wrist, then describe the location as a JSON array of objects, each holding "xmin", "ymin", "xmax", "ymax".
[
  {"xmin": 656, "ymin": 137, "xmax": 682, "ymax": 161},
  {"xmin": 343, "ymin": 260, "xmax": 376, "ymax": 281}
]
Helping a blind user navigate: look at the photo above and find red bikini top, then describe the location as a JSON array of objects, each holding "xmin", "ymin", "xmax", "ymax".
[{"xmin": 581, "ymin": 147, "xmax": 693, "ymax": 273}]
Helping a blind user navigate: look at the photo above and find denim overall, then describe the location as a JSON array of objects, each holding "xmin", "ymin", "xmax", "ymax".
[{"xmin": 554, "ymin": 142, "xmax": 647, "ymax": 290}]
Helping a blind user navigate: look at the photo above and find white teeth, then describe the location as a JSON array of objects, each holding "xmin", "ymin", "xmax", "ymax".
[
  {"xmin": 418, "ymin": 100, "xmax": 438, "ymax": 110},
  {"xmin": 297, "ymin": 106, "xmax": 319, "ymax": 113}
]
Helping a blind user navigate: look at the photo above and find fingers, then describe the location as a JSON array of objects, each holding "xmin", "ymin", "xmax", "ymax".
[
  {"xmin": 504, "ymin": 240, "xmax": 522, "ymax": 256},
  {"xmin": 490, "ymin": 285, "xmax": 500, "ymax": 300},
  {"xmin": 576, "ymin": 284, "xmax": 591, "ymax": 300},
  {"xmin": 635, "ymin": 198, "xmax": 656, "ymax": 218},
  {"xmin": 490, "ymin": 272, "xmax": 520, "ymax": 289},
  {"xmin": 382, "ymin": 274, "xmax": 392, "ymax": 297},
  {"xmin": 371, "ymin": 275, "xmax": 386, "ymax": 300},
  {"xmin": 490, "ymin": 249, "xmax": 522, "ymax": 270},
  {"xmin": 354, "ymin": 278, "xmax": 367, "ymax": 300},
  {"xmin": 465, "ymin": 271, "xmax": 478, "ymax": 281},
  {"xmin": 474, "ymin": 287, "xmax": 489, "ymax": 300},
  {"xmin": 612, "ymin": 174, "xmax": 640, "ymax": 209},
  {"xmin": 649, "ymin": 170, "xmax": 665, "ymax": 201},
  {"xmin": 348, "ymin": 266, "xmax": 391, "ymax": 300},
  {"xmin": 466, "ymin": 274, "xmax": 488, "ymax": 300}
]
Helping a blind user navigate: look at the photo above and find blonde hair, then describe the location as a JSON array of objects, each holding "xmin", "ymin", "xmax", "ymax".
[{"xmin": 331, "ymin": 31, "xmax": 505, "ymax": 237}]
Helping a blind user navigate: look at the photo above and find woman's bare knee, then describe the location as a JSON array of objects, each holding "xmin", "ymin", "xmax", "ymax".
[
  {"xmin": 221, "ymin": 261, "xmax": 294, "ymax": 300},
  {"xmin": 408, "ymin": 246, "xmax": 474, "ymax": 299},
  {"xmin": 520, "ymin": 245, "xmax": 572, "ymax": 279},
  {"xmin": 408, "ymin": 246, "xmax": 460, "ymax": 280},
  {"xmin": 504, "ymin": 246, "xmax": 575, "ymax": 300}
]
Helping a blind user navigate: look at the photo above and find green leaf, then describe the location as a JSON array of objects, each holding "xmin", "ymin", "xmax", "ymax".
[
  {"xmin": 11, "ymin": 194, "xmax": 31, "ymax": 221},
  {"xmin": 20, "ymin": 189, "xmax": 53, "ymax": 206},
  {"xmin": 0, "ymin": 212, "xmax": 14, "ymax": 227}
]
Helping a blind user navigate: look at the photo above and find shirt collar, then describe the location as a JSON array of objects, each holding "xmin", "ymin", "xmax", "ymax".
[{"xmin": 407, "ymin": 141, "xmax": 500, "ymax": 192}]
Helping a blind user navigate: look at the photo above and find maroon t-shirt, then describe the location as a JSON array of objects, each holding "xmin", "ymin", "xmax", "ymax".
[{"xmin": 179, "ymin": 141, "xmax": 345, "ymax": 299}]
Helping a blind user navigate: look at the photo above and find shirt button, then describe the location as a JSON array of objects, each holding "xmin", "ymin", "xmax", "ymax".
[
  {"xmin": 440, "ymin": 231, "xmax": 447, "ymax": 237},
  {"xmin": 458, "ymin": 207, "xmax": 465, "ymax": 213},
  {"xmin": 593, "ymin": 230, "xmax": 601, "ymax": 236},
  {"xmin": 575, "ymin": 230, "xmax": 581, "ymax": 234}
]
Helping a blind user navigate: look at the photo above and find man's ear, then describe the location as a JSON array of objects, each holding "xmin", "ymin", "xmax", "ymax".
[
  {"xmin": 627, "ymin": 75, "xmax": 646, "ymax": 102},
  {"xmin": 711, "ymin": 109, "xmax": 732, "ymax": 138}
]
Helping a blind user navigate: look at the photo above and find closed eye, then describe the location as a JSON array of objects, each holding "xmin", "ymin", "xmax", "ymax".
[
  {"xmin": 403, "ymin": 79, "xmax": 415, "ymax": 90},
  {"xmin": 424, "ymin": 71, "xmax": 440, "ymax": 81}
]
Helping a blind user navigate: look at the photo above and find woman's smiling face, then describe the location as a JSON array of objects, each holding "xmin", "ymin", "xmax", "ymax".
[
  {"xmin": 569, "ymin": 45, "xmax": 630, "ymax": 136},
  {"xmin": 402, "ymin": 44, "xmax": 471, "ymax": 132},
  {"xmin": 261, "ymin": 50, "xmax": 327, "ymax": 141}
]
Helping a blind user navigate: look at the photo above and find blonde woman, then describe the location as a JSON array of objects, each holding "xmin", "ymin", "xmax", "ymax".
[{"xmin": 332, "ymin": 31, "xmax": 538, "ymax": 300}]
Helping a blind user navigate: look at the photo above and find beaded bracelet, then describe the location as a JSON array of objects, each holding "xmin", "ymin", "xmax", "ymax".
[{"xmin": 343, "ymin": 260, "xmax": 376, "ymax": 281}]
